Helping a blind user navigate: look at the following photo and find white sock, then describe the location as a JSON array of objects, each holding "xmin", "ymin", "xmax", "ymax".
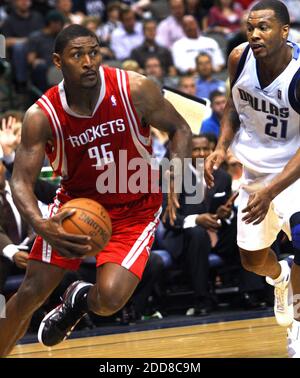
[{"xmin": 273, "ymin": 261, "xmax": 287, "ymax": 284}]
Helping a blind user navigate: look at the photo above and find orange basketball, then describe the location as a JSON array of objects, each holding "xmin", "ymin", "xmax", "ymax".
[{"xmin": 60, "ymin": 198, "xmax": 112, "ymax": 257}]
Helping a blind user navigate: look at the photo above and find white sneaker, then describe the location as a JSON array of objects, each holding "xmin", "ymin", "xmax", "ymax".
[
  {"xmin": 266, "ymin": 260, "xmax": 293, "ymax": 327},
  {"xmin": 287, "ymin": 322, "xmax": 300, "ymax": 358}
]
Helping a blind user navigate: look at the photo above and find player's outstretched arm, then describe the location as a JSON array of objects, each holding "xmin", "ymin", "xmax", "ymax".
[
  {"xmin": 11, "ymin": 105, "xmax": 91, "ymax": 258},
  {"xmin": 129, "ymin": 72, "xmax": 192, "ymax": 225},
  {"xmin": 204, "ymin": 45, "xmax": 243, "ymax": 188}
]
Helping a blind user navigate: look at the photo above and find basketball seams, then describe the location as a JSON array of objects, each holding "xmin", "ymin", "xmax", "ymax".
[
  {"xmin": 62, "ymin": 206, "xmax": 111, "ymax": 234},
  {"xmin": 62, "ymin": 198, "xmax": 111, "ymax": 231},
  {"xmin": 66, "ymin": 218, "xmax": 104, "ymax": 251}
]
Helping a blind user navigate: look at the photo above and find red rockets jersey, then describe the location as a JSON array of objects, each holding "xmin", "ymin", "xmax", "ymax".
[{"xmin": 36, "ymin": 66, "xmax": 161, "ymax": 208}]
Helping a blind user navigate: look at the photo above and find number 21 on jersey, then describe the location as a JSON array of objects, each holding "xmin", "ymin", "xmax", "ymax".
[{"xmin": 265, "ymin": 115, "xmax": 288, "ymax": 139}]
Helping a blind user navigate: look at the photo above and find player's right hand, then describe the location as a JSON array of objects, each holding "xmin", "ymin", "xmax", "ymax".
[
  {"xmin": 204, "ymin": 149, "xmax": 226, "ymax": 188},
  {"xmin": 36, "ymin": 210, "xmax": 92, "ymax": 259}
]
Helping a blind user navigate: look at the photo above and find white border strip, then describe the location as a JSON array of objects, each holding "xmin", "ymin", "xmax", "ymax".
[
  {"xmin": 58, "ymin": 66, "xmax": 106, "ymax": 119},
  {"xmin": 116, "ymin": 69, "xmax": 152, "ymax": 165},
  {"xmin": 121, "ymin": 207, "xmax": 161, "ymax": 269},
  {"xmin": 38, "ymin": 98, "xmax": 61, "ymax": 172},
  {"xmin": 120, "ymin": 70, "xmax": 150, "ymax": 146},
  {"xmin": 42, "ymin": 95, "xmax": 68, "ymax": 177}
]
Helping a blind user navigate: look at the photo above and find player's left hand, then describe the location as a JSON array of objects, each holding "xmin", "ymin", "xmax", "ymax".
[{"xmin": 241, "ymin": 187, "xmax": 272, "ymax": 225}]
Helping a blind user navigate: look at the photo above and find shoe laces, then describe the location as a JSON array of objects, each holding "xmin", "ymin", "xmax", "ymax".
[
  {"xmin": 51, "ymin": 300, "xmax": 83, "ymax": 332},
  {"xmin": 275, "ymin": 283, "xmax": 287, "ymax": 312}
]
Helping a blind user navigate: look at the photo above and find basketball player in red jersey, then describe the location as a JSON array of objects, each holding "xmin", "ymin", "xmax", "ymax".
[{"xmin": 0, "ymin": 25, "xmax": 192, "ymax": 356}]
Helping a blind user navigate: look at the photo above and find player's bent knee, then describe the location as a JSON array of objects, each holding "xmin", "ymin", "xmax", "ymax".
[
  {"xmin": 290, "ymin": 212, "xmax": 300, "ymax": 266},
  {"xmin": 89, "ymin": 285, "xmax": 129, "ymax": 316}
]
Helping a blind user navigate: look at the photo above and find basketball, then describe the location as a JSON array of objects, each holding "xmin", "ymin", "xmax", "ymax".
[{"xmin": 60, "ymin": 198, "xmax": 112, "ymax": 257}]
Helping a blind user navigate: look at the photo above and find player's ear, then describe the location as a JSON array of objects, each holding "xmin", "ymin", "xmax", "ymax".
[
  {"xmin": 282, "ymin": 24, "xmax": 289, "ymax": 40},
  {"xmin": 53, "ymin": 53, "xmax": 62, "ymax": 70}
]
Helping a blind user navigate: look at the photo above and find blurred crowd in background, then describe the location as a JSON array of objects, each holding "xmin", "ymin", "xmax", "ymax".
[{"xmin": 0, "ymin": 0, "xmax": 297, "ymax": 332}]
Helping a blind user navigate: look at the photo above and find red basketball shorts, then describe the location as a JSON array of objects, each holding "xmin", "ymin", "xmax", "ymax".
[{"xmin": 30, "ymin": 194, "xmax": 162, "ymax": 280}]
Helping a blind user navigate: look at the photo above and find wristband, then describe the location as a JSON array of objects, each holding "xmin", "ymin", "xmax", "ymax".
[{"xmin": 2, "ymin": 244, "xmax": 19, "ymax": 262}]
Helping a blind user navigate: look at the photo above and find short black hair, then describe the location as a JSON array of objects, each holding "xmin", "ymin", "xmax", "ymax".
[
  {"xmin": 209, "ymin": 90, "xmax": 226, "ymax": 103},
  {"xmin": 143, "ymin": 18, "xmax": 157, "ymax": 31},
  {"xmin": 250, "ymin": 0, "xmax": 290, "ymax": 25},
  {"xmin": 54, "ymin": 24, "xmax": 100, "ymax": 54},
  {"xmin": 45, "ymin": 10, "xmax": 65, "ymax": 26},
  {"xmin": 198, "ymin": 133, "xmax": 218, "ymax": 148}
]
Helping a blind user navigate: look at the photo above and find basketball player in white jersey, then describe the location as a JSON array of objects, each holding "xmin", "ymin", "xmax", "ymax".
[{"xmin": 205, "ymin": 0, "xmax": 300, "ymax": 357}]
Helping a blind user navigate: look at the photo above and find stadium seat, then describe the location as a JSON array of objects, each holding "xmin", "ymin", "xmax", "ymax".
[{"xmin": 3, "ymin": 274, "xmax": 24, "ymax": 295}]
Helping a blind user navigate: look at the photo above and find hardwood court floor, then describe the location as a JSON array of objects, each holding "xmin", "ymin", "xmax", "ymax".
[{"xmin": 10, "ymin": 317, "xmax": 287, "ymax": 358}]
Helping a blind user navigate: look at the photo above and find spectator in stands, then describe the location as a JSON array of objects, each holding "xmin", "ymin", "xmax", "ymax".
[
  {"xmin": 0, "ymin": 114, "xmax": 22, "ymax": 159},
  {"xmin": 81, "ymin": 15, "xmax": 101, "ymax": 33},
  {"xmin": 0, "ymin": 114, "xmax": 57, "ymax": 204},
  {"xmin": 98, "ymin": 1, "xmax": 121, "ymax": 44},
  {"xmin": 162, "ymin": 134, "xmax": 233, "ymax": 315},
  {"xmin": 206, "ymin": 0, "xmax": 243, "ymax": 36},
  {"xmin": 55, "ymin": 0, "xmax": 84, "ymax": 25},
  {"xmin": 185, "ymin": 0, "xmax": 209, "ymax": 29},
  {"xmin": 131, "ymin": 19, "xmax": 176, "ymax": 76},
  {"xmin": 178, "ymin": 74, "xmax": 197, "ymax": 96},
  {"xmin": 226, "ymin": 11, "xmax": 248, "ymax": 59},
  {"xmin": 195, "ymin": 52, "xmax": 226, "ymax": 100},
  {"xmin": 0, "ymin": 145, "xmax": 33, "ymax": 294},
  {"xmin": 156, "ymin": 0, "xmax": 185, "ymax": 49},
  {"xmin": 1, "ymin": 0, "xmax": 45, "ymax": 91},
  {"xmin": 72, "ymin": 0, "xmax": 107, "ymax": 20},
  {"xmin": 177, "ymin": 74, "xmax": 212, "ymax": 133},
  {"xmin": 144, "ymin": 56, "xmax": 178, "ymax": 88},
  {"xmin": 122, "ymin": 59, "xmax": 142, "ymax": 72},
  {"xmin": 201, "ymin": 90, "xmax": 226, "ymax": 137},
  {"xmin": 110, "ymin": 6, "xmax": 143, "ymax": 60},
  {"xmin": 27, "ymin": 10, "xmax": 65, "ymax": 93},
  {"xmin": 172, "ymin": 15, "xmax": 225, "ymax": 74}
]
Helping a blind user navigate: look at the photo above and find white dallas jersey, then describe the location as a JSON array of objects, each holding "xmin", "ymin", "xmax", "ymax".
[{"xmin": 231, "ymin": 41, "xmax": 300, "ymax": 173}]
